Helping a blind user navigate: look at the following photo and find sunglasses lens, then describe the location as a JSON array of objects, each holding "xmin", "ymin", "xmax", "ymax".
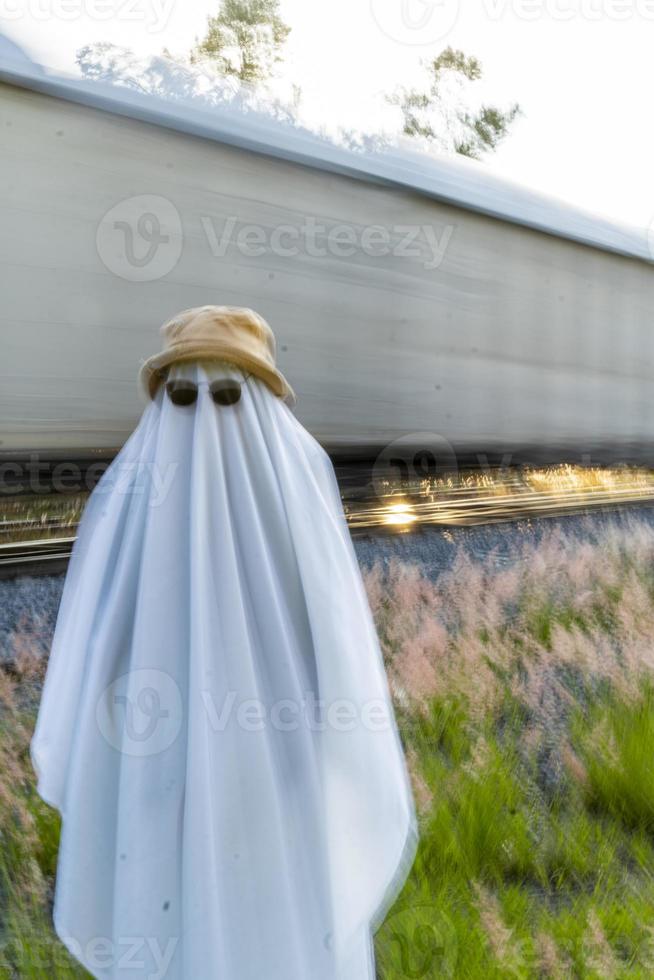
[
  {"xmin": 166, "ymin": 380, "xmax": 198, "ymax": 406},
  {"xmin": 211, "ymin": 381, "xmax": 242, "ymax": 406}
]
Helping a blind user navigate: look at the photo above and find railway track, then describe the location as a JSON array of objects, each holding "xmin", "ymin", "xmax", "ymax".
[
  {"xmin": 5, "ymin": 468, "xmax": 654, "ymax": 577},
  {"xmin": 0, "ymin": 536, "xmax": 76, "ymax": 579},
  {"xmin": 4, "ymin": 455, "xmax": 654, "ymax": 577}
]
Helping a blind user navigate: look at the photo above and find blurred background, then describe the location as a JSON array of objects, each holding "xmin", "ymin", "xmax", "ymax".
[{"xmin": 3, "ymin": 3, "xmax": 654, "ymax": 977}]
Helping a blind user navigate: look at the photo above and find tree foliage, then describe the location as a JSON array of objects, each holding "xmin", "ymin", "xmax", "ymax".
[
  {"xmin": 76, "ymin": 43, "xmax": 300, "ymax": 124},
  {"xmin": 389, "ymin": 47, "xmax": 520, "ymax": 159},
  {"xmin": 191, "ymin": 0, "xmax": 291, "ymax": 85}
]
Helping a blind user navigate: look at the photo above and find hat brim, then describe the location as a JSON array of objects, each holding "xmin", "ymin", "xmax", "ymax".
[{"xmin": 139, "ymin": 344, "xmax": 296, "ymax": 408}]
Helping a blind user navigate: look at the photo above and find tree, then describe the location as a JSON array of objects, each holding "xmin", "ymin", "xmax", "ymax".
[
  {"xmin": 76, "ymin": 43, "xmax": 300, "ymax": 124},
  {"xmin": 388, "ymin": 47, "xmax": 520, "ymax": 159},
  {"xmin": 190, "ymin": 0, "xmax": 291, "ymax": 86}
]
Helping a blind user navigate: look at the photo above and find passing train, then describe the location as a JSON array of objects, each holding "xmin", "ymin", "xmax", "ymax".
[{"xmin": 1, "ymin": 38, "xmax": 653, "ymax": 465}]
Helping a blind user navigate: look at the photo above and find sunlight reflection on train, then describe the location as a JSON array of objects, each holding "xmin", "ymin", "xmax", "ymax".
[
  {"xmin": 381, "ymin": 502, "xmax": 419, "ymax": 528},
  {"xmin": 345, "ymin": 464, "xmax": 654, "ymax": 533},
  {"xmin": 4, "ymin": 464, "xmax": 654, "ymax": 544}
]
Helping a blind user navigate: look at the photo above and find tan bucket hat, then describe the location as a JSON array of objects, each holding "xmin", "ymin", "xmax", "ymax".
[{"xmin": 139, "ymin": 305, "xmax": 296, "ymax": 406}]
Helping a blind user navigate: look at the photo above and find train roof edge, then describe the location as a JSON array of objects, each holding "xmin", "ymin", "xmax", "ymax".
[{"xmin": 0, "ymin": 38, "xmax": 652, "ymax": 266}]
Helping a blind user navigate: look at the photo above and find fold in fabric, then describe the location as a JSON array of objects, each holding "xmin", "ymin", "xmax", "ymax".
[{"xmin": 31, "ymin": 362, "xmax": 418, "ymax": 980}]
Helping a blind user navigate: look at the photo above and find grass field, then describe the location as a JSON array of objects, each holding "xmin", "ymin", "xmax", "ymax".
[{"xmin": 3, "ymin": 517, "xmax": 654, "ymax": 977}]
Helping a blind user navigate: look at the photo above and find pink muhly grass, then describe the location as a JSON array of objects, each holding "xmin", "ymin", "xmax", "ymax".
[{"xmin": 363, "ymin": 517, "xmax": 654, "ymax": 722}]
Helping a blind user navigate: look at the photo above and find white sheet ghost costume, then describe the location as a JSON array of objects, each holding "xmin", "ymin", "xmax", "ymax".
[{"xmin": 31, "ymin": 335, "xmax": 417, "ymax": 979}]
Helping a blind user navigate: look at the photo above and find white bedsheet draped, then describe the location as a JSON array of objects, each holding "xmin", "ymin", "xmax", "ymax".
[{"xmin": 31, "ymin": 363, "xmax": 417, "ymax": 980}]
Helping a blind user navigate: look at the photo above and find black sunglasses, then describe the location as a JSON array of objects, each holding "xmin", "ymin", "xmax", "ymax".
[{"xmin": 164, "ymin": 375, "xmax": 250, "ymax": 407}]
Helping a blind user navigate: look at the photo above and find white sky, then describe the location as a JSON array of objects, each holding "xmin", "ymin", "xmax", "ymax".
[{"xmin": 3, "ymin": 0, "xmax": 654, "ymax": 232}]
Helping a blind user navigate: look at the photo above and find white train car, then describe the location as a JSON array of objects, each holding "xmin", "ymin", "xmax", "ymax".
[{"xmin": 1, "ymin": 41, "xmax": 653, "ymax": 462}]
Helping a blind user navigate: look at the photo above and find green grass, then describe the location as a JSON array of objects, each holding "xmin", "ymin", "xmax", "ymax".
[
  {"xmin": 369, "ymin": 519, "xmax": 654, "ymax": 977},
  {"xmin": 5, "ymin": 517, "xmax": 654, "ymax": 977},
  {"xmin": 0, "ymin": 674, "xmax": 86, "ymax": 977},
  {"xmin": 375, "ymin": 692, "xmax": 654, "ymax": 978}
]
